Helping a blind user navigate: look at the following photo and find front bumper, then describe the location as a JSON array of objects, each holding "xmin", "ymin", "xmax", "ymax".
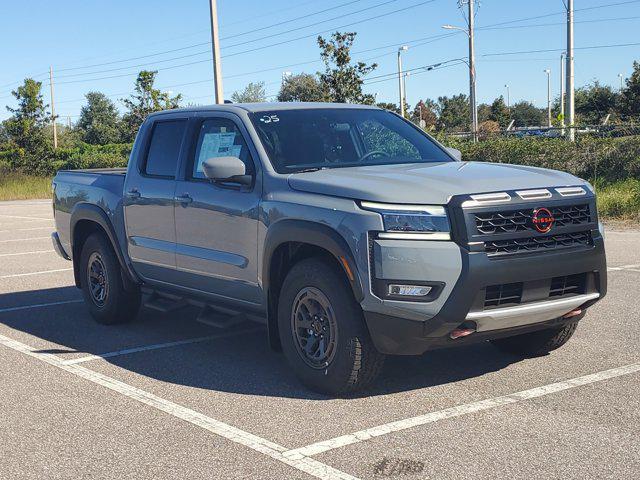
[{"xmin": 363, "ymin": 235, "xmax": 607, "ymax": 355}]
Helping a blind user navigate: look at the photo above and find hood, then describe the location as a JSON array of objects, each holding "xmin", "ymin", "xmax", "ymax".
[{"xmin": 287, "ymin": 162, "xmax": 584, "ymax": 204}]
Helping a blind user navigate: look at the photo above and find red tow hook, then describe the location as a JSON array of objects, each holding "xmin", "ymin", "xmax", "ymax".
[
  {"xmin": 563, "ymin": 308, "xmax": 582, "ymax": 319},
  {"xmin": 450, "ymin": 328, "xmax": 476, "ymax": 340}
]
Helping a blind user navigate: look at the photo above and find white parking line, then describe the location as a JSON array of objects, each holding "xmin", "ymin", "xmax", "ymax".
[
  {"xmin": 0, "ymin": 299, "xmax": 83, "ymax": 314},
  {"xmin": 0, "ymin": 226, "xmax": 53, "ymax": 233},
  {"xmin": 608, "ymin": 263, "xmax": 640, "ymax": 272},
  {"xmin": 0, "ymin": 250, "xmax": 54, "ymax": 257},
  {"xmin": 63, "ymin": 328, "xmax": 264, "ymax": 365},
  {"xmin": 0, "ymin": 236, "xmax": 51, "ymax": 243},
  {"xmin": 0, "ymin": 333, "xmax": 359, "ymax": 480},
  {"xmin": 0, "ymin": 268, "xmax": 73, "ymax": 279},
  {"xmin": 0, "ymin": 214, "xmax": 51, "ymax": 221},
  {"xmin": 283, "ymin": 362, "xmax": 640, "ymax": 460}
]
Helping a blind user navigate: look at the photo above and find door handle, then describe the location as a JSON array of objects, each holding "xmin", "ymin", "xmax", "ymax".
[
  {"xmin": 126, "ymin": 189, "xmax": 141, "ymax": 199},
  {"xmin": 174, "ymin": 193, "xmax": 193, "ymax": 205}
]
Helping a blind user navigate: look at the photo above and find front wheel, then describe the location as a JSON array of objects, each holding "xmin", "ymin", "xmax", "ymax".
[
  {"xmin": 490, "ymin": 321, "xmax": 579, "ymax": 357},
  {"xmin": 79, "ymin": 233, "xmax": 141, "ymax": 325},
  {"xmin": 278, "ymin": 258, "xmax": 385, "ymax": 395}
]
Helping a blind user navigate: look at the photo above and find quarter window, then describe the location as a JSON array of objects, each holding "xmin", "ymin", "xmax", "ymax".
[{"xmin": 144, "ymin": 120, "xmax": 187, "ymax": 178}]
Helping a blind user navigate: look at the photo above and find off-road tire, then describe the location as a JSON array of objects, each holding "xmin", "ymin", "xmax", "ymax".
[
  {"xmin": 278, "ymin": 258, "xmax": 385, "ymax": 395},
  {"xmin": 79, "ymin": 233, "xmax": 141, "ymax": 325},
  {"xmin": 490, "ymin": 321, "xmax": 579, "ymax": 357}
]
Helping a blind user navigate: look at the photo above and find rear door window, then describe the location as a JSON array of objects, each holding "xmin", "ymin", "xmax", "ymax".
[{"xmin": 144, "ymin": 120, "xmax": 187, "ymax": 178}]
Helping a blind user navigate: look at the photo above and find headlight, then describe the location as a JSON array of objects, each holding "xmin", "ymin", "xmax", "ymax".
[{"xmin": 360, "ymin": 201, "xmax": 450, "ymax": 240}]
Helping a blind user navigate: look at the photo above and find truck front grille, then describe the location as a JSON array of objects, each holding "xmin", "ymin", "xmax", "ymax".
[
  {"xmin": 484, "ymin": 282, "xmax": 523, "ymax": 308},
  {"xmin": 475, "ymin": 204, "xmax": 590, "ymax": 235},
  {"xmin": 483, "ymin": 273, "xmax": 589, "ymax": 310},
  {"xmin": 485, "ymin": 231, "xmax": 593, "ymax": 256},
  {"xmin": 549, "ymin": 274, "xmax": 586, "ymax": 297}
]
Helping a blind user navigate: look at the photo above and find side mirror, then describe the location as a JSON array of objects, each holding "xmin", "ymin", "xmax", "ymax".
[
  {"xmin": 445, "ymin": 147, "xmax": 462, "ymax": 161},
  {"xmin": 202, "ymin": 156, "xmax": 251, "ymax": 186}
]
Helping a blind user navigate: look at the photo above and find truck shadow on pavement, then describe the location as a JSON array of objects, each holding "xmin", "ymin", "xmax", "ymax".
[{"xmin": 0, "ymin": 286, "xmax": 520, "ymax": 400}]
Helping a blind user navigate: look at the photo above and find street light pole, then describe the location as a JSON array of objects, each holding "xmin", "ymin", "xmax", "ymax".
[
  {"xmin": 397, "ymin": 46, "xmax": 408, "ymax": 117},
  {"xmin": 566, "ymin": 0, "xmax": 575, "ymax": 140},
  {"xmin": 618, "ymin": 73, "xmax": 624, "ymax": 92},
  {"xmin": 560, "ymin": 53, "xmax": 565, "ymax": 134},
  {"xmin": 504, "ymin": 84, "xmax": 510, "ymax": 110},
  {"xmin": 544, "ymin": 69, "xmax": 552, "ymax": 128},
  {"xmin": 49, "ymin": 66, "xmax": 57, "ymax": 149},
  {"xmin": 208, "ymin": 0, "xmax": 224, "ymax": 104}
]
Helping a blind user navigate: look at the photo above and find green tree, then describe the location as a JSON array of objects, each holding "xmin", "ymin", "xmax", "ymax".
[
  {"xmin": 77, "ymin": 92, "xmax": 121, "ymax": 144},
  {"xmin": 121, "ymin": 70, "xmax": 182, "ymax": 141},
  {"xmin": 231, "ymin": 81, "xmax": 267, "ymax": 103},
  {"xmin": 3, "ymin": 78, "xmax": 51, "ymax": 171},
  {"xmin": 317, "ymin": 32, "xmax": 376, "ymax": 104},
  {"xmin": 410, "ymin": 99, "xmax": 437, "ymax": 129},
  {"xmin": 436, "ymin": 94, "xmax": 469, "ymax": 131},
  {"xmin": 489, "ymin": 96, "xmax": 510, "ymax": 127},
  {"xmin": 570, "ymin": 81, "xmax": 620, "ymax": 124},
  {"xmin": 376, "ymin": 102, "xmax": 400, "ymax": 114},
  {"xmin": 620, "ymin": 60, "xmax": 640, "ymax": 119},
  {"xmin": 511, "ymin": 101, "xmax": 545, "ymax": 127},
  {"xmin": 4, "ymin": 78, "xmax": 50, "ymax": 151},
  {"xmin": 477, "ymin": 103, "xmax": 491, "ymax": 123},
  {"xmin": 277, "ymin": 73, "xmax": 325, "ymax": 102}
]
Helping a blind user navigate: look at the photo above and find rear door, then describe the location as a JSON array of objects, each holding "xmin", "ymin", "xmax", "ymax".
[
  {"xmin": 173, "ymin": 114, "xmax": 262, "ymax": 306},
  {"xmin": 124, "ymin": 117, "xmax": 187, "ymax": 281}
]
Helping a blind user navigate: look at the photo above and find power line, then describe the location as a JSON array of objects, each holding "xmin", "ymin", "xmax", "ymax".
[
  {"xmin": 482, "ymin": 41, "xmax": 640, "ymax": 57},
  {"xmin": 222, "ymin": 0, "xmax": 399, "ymax": 49},
  {"xmin": 220, "ymin": 0, "xmax": 366, "ymax": 40},
  {"xmin": 51, "ymin": 31, "xmax": 458, "ymax": 104},
  {"xmin": 40, "ymin": 0, "xmax": 439, "ymax": 86},
  {"xmin": 478, "ymin": 15, "xmax": 640, "ymax": 31},
  {"xmin": 52, "ymin": 0, "xmax": 376, "ymax": 75}
]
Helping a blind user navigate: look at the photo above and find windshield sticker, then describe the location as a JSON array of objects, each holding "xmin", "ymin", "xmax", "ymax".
[{"xmin": 259, "ymin": 114, "xmax": 280, "ymax": 124}]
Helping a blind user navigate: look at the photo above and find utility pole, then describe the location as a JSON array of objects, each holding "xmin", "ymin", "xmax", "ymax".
[
  {"xmin": 544, "ymin": 69, "xmax": 552, "ymax": 128},
  {"xmin": 208, "ymin": 0, "xmax": 224, "ymax": 104},
  {"xmin": 566, "ymin": 0, "xmax": 575, "ymax": 141},
  {"xmin": 560, "ymin": 53, "xmax": 565, "ymax": 135},
  {"xmin": 49, "ymin": 66, "xmax": 57, "ymax": 149},
  {"xmin": 468, "ymin": 0, "xmax": 478, "ymax": 142},
  {"xmin": 442, "ymin": 0, "xmax": 478, "ymax": 141},
  {"xmin": 397, "ymin": 46, "xmax": 408, "ymax": 117}
]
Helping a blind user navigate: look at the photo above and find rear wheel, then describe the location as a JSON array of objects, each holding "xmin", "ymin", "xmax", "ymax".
[
  {"xmin": 490, "ymin": 321, "xmax": 579, "ymax": 357},
  {"xmin": 79, "ymin": 233, "xmax": 141, "ymax": 325},
  {"xmin": 278, "ymin": 258, "xmax": 385, "ymax": 395}
]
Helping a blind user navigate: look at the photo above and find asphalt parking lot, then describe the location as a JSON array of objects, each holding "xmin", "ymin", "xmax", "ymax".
[{"xmin": 0, "ymin": 199, "xmax": 639, "ymax": 480}]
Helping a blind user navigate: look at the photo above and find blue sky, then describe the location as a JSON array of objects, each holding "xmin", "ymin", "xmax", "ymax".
[{"xmin": 1, "ymin": 0, "xmax": 639, "ymax": 122}]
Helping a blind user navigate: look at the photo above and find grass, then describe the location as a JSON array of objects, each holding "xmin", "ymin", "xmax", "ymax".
[
  {"xmin": 0, "ymin": 170, "xmax": 52, "ymax": 201},
  {"xmin": 0, "ymin": 167, "xmax": 637, "ymax": 223},
  {"xmin": 595, "ymin": 178, "xmax": 640, "ymax": 223}
]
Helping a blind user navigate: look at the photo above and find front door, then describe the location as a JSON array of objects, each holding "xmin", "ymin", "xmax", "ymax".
[
  {"xmin": 124, "ymin": 118, "xmax": 187, "ymax": 281},
  {"xmin": 174, "ymin": 115, "xmax": 262, "ymax": 306}
]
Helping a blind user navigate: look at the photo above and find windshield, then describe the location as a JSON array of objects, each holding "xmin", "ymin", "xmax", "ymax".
[{"xmin": 250, "ymin": 108, "xmax": 453, "ymax": 173}]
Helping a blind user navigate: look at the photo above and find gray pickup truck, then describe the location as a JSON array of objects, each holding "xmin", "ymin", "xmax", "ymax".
[{"xmin": 52, "ymin": 103, "xmax": 607, "ymax": 394}]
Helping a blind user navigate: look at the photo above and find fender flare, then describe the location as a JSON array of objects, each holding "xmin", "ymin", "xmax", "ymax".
[
  {"xmin": 70, "ymin": 203, "xmax": 139, "ymax": 288},
  {"xmin": 262, "ymin": 220, "xmax": 364, "ymax": 350},
  {"xmin": 262, "ymin": 219, "xmax": 364, "ymax": 301}
]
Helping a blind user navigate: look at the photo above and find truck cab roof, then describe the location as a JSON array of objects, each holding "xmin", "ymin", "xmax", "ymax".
[{"xmin": 147, "ymin": 102, "xmax": 379, "ymax": 118}]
